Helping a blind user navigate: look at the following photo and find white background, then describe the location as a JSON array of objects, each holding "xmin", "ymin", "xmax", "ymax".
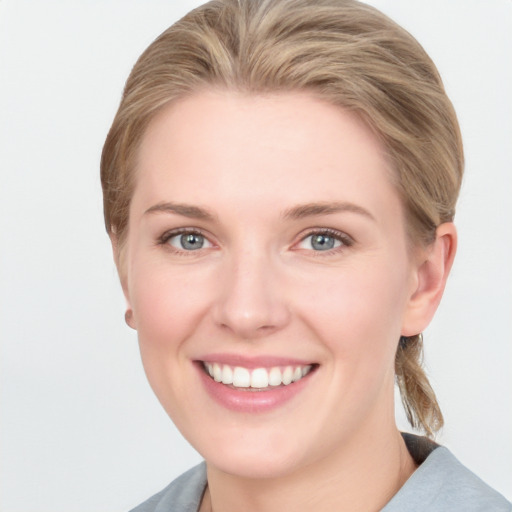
[{"xmin": 0, "ymin": 1, "xmax": 510, "ymax": 510}]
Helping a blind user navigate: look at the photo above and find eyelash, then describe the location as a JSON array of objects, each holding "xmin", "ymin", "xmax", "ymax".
[
  {"xmin": 156, "ymin": 227, "xmax": 354, "ymax": 254},
  {"xmin": 157, "ymin": 228, "xmax": 211, "ymax": 252},
  {"xmin": 296, "ymin": 228, "xmax": 354, "ymax": 254}
]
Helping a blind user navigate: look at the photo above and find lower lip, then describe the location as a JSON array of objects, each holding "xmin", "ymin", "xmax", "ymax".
[{"xmin": 196, "ymin": 363, "xmax": 315, "ymax": 413}]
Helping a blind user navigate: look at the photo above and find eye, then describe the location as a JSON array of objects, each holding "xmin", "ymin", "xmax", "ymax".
[
  {"xmin": 297, "ymin": 230, "xmax": 351, "ymax": 252},
  {"xmin": 163, "ymin": 230, "xmax": 213, "ymax": 251}
]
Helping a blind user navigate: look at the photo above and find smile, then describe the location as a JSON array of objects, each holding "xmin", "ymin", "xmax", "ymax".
[{"xmin": 202, "ymin": 362, "xmax": 314, "ymax": 389}]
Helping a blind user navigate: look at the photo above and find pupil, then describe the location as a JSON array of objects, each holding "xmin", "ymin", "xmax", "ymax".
[
  {"xmin": 181, "ymin": 233, "xmax": 204, "ymax": 250},
  {"xmin": 312, "ymin": 234, "xmax": 334, "ymax": 250}
]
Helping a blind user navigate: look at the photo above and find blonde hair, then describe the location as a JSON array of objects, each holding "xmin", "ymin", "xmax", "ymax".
[{"xmin": 101, "ymin": 0, "xmax": 463, "ymax": 436}]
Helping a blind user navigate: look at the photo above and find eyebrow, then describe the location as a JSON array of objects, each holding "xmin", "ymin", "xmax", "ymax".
[
  {"xmin": 144, "ymin": 202, "xmax": 215, "ymax": 220},
  {"xmin": 282, "ymin": 201, "xmax": 375, "ymax": 221},
  {"xmin": 144, "ymin": 200, "xmax": 374, "ymax": 222}
]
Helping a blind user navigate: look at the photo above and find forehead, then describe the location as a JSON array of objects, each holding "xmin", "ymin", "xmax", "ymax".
[{"xmin": 132, "ymin": 90, "xmax": 401, "ymax": 223}]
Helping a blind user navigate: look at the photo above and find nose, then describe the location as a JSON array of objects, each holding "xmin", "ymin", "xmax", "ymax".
[{"xmin": 212, "ymin": 249, "xmax": 291, "ymax": 340}]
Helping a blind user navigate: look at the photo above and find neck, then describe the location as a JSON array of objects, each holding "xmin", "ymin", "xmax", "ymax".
[{"xmin": 202, "ymin": 427, "xmax": 416, "ymax": 512}]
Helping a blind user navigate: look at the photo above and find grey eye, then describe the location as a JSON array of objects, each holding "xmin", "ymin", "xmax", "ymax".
[
  {"xmin": 169, "ymin": 232, "xmax": 211, "ymax": 250},
  {"xmin": 310, "ymin": 234, "xmax": 336, "ymax": 250},
  {"xmin": 298, "ymin": 233, "xmax": 343, "ymax": 251}
]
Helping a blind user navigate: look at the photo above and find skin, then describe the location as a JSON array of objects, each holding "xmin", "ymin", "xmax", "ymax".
[{"xmin": 117, "ymin": 91, "xmax": 456, "ymax": 511}]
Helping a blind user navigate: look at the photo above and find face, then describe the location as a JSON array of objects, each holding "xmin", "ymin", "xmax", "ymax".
[{"xmin": 122, "ymin": 91, "xmax": 425, "ymax": 478}]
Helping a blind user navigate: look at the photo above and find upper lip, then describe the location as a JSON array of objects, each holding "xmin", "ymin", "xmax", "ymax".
[{"xmin": 196, "ymin": 353, "xmax": 316, "ymax": 369}]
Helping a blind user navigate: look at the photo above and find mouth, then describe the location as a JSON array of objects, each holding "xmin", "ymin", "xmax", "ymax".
[
  {"xmin": 196, "ymin": 356, "xmax": 318, "ymax": 412},
  {"xmin": 201, "ymin": 361, "xmax": 317, "ymax": 390}
]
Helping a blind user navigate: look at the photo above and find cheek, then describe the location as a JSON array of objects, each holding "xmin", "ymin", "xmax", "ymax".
[
  {"xmin": 127, "ymin": 259, "xmax": 216, "ymax": 386},
  {"xmin": 127, "ymin": 262, "xmax": 214, "ymax": 416},
  {"xmin": 298, "ymin": 257, "xmax": 411, "ymax": 365},
  {"xmin": 297, "ymin": 260, "xmax": 411, "ymax": 428}
]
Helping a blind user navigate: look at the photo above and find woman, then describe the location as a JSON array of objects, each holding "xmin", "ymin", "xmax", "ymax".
[{"xmin": 100, "ymin": 0, "xmax": 511, "ymax": 510}]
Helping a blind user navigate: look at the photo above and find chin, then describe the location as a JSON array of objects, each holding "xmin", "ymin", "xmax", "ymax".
[
  {"xmin": 207, "ymin": 448, "xmax": 305, "ymax": 480},
  {"xmin": 185, "ymin": 421, "xmax": 310, "ymax": 479}
]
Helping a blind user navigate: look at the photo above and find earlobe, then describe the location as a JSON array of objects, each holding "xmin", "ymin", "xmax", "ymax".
[
  {"xmin": 125, "ymin": 308, "xmax": 136, "ymax": 329},
  {"xmin": 401, "ymin": 222, "xmax": 457, "ymax": 336}
]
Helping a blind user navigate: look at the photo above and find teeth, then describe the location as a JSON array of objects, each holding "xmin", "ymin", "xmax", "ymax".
[
  {"xmin": 203, "ymin": 362, "xmax": 313, "ymax": 389},
  {"xmin": 233, "ymin": 367, "xmax": 250, "ymax": 388},
  {"xmin": 213, "ymin": 363, "xmax": 222, "ymax": 382},
  {"xmin": 250, "ymin": 368, "xmax": 269, "ymax": 388},
  {"xmin": 282, "ymin": 366, "xmax": 293, "ymax": 385},
  {"xmin": 292, "ymin": 366, "xmax": 302, "ymax": 382},
  {"xmin": 268, "ymin": 367, "xmax": 282, "ymax": 386},
  {"xmin": 221, "ymin": 365, "xmax": 233, "ymax": 385}
]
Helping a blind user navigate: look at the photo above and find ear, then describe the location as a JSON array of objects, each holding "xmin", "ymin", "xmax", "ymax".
[
  {"xmin": 110, "ymin": 234, "xmax": 137, "ymax": 330},
  {"xmin": 401, "ymin": 222, "xmax": 457, "ymax": 336}
]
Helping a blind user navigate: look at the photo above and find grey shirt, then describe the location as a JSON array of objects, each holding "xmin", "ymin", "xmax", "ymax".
[{"xmin": 130, "ymin": 434, "xmax": 511, "ymax": 511}]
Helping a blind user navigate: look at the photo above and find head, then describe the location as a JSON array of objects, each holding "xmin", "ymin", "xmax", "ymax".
[{"xmin": 101, "ymin": 0, "xmax": 463, "ymax": 443}]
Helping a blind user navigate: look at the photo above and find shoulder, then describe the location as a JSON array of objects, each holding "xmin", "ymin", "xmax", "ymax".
[
  {"xmin": 129, "ymin": 462, "xmax": 207, "ymax": 512},
  {"xmin": 383, "ymin": 437, "xmax": 511, "ymax": 512}
]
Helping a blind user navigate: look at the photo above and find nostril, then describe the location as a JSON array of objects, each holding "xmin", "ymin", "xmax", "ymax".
[{"xmin": 218, "ymin": 321, "xmax": 278, "ymax": 339}]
